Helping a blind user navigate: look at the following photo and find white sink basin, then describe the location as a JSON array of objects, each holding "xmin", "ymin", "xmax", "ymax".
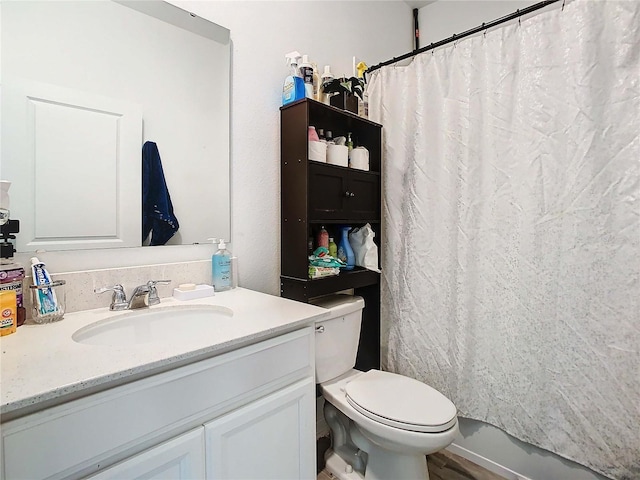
[{"xmin": 72, "ymin": 305, "xmax": 234, "ymax": 346}]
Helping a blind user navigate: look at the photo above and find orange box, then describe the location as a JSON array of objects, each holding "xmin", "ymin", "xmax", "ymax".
[{"xmin": 0, "ymin": 290, "xmax": 17, "ymax": 336}]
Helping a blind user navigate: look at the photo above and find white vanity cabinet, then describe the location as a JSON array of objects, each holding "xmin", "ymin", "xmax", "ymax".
[
  {"xmin": 205, "ymin": 378, "xmax": 314, "ymax": 479},
  {"xmin": 86, "ymin": 428, "xmax": 206, "ymax": 480},
  {"xmin": 0, "ymin": 327, "xmax": 316, "ymax": 480}
]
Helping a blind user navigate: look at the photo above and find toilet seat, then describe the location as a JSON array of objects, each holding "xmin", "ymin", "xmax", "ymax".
[{"xmin": 344, "ymin": 370, "xmax": 457, "ymax": 433}]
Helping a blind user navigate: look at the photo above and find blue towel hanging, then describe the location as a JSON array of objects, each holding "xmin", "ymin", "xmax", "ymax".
[{"xmin": 142, "ymin": 141, "xmax": 179, "ymax": 246}]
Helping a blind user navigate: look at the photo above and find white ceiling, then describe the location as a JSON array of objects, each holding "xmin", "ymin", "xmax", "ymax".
[{"xmin": 403, "ymin": 0, "xmax": 435, "ymax": 9}]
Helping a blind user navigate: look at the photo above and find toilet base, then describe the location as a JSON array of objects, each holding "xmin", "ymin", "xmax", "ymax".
[
  {"xmin": 361, "ymin": 444, "xmax": 429, "ymax": 480},
  {"xmin": 325, "ymin": 447, "xmax": 430, "ymax": 480},
  {"xmin": 325, "ymin": 450, "xmax": 365, "ymax": 480}
]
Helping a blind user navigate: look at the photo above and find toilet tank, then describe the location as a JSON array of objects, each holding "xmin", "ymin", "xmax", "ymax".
[{"xmin": 311, "ymin": 294, "xmax": 365, "ymax": 384}]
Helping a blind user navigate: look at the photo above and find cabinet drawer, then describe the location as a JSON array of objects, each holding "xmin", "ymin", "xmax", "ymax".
[{"xmin": 1, "ymin": 328, "xmax": 314, "ymax": 480}]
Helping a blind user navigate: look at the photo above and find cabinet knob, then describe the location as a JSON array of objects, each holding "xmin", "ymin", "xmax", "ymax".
[{"xmin": 345, "ymin": 191, "xmax": 356, "ymax": 198}]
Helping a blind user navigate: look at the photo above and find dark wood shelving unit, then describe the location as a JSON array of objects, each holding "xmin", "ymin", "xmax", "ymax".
[{"xmin": 280, "ymin": 98, "xmax": 382, "ymax": 371}]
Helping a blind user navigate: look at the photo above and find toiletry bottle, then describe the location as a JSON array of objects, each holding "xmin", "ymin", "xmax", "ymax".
[
  {"xmin": 346, "ymin": 132, "xmax": 354, "ymax": 161},
  {"xmin": 299, "ymin": 55, "xmax": 314, "ymax": 99},
  {"xmin": 312, "ymin": 63, "xmax": 321, "ymax": 101},
  {"xmin": 356, "ymin": 61, "xmax": 369, "ymax": 118},
  {"xmin": 283, "ymin": 51, "xmax": 305, "ymax": 105},
  {"xmin": 212, "ymin": 239, "xmax": 232, "ymax": 292},
  {"xmin": 328, "ymin": 237, "xmax": 338, "ymax": 258},
  {"xmin": 317, "ymin": 128, "xmax": 326, "ymax": 143},
  {"xmin": 320, "ymin": 65, "xmax": 334, "ymax": 105},
  {"xmin": 308, "ymin": 126, "xmax": 320, "ymax": 142},
  {"xmin": 0, "ymin": 180, "xmax": 10, "ymax": 225},
  {"xmin": 317, "ymin": 226, "xmax": 329, "ymax": 249},
  {"xmin": 0, "ymin": 290, "xmax": 17, "ymax": 336},
  {"xmin": 325, "ymin": 131, "xmax": 334, "ymax": 145},
  {"xmin": 1, "ymin": 259, "xmax": 26, "ymax": 327},
  {"xmin": 337, "ymin": 226, "xmax": 355, "ymax": 270}
]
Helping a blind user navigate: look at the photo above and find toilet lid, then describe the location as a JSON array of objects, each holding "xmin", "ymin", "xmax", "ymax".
[{"xmin": 345, "ymin": 370, "xmax": 457, "ymax": 433}]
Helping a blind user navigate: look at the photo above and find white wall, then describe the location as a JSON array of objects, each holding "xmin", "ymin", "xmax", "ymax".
[
  {"xmin": 11, "ymin": 1, "xmax": 412, "ymax": 296},
  {"xmin": 417, "ymin": 2, "xmax": 606, "ymax": 480},
  {"xmin": 169, "ymin": 1, "xmax": 414, "ymax": 295},
  {"xmin": 418, "ymin": 0, "xmax": 538, "ymax": 46}
]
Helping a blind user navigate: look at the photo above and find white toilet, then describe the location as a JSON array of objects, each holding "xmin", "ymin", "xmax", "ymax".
[{"xmin": 312, "ymin": 294, "xmax": 459, "ymax": 480}]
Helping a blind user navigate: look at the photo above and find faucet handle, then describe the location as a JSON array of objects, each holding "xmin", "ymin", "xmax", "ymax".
[
  {"xmin": 94, "ymin": 284, "xmax": 128, "ymax": 311},
  {"xmin": 146, "ymin": 280, "xmax": 171, "ymax": 306}
]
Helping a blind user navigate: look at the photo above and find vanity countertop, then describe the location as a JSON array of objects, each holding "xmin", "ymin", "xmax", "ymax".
[{"xmin": 0, "ymin": 288, "xmax": 328, "ymax": 420}]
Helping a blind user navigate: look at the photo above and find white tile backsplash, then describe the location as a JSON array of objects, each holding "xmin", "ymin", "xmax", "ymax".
[{"xmin": 23, "ymin": 260, "xmax": 212, "ymax": 318}]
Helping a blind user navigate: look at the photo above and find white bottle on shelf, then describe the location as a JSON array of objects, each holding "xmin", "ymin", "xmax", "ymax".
[
  {"xmin": 299, "ymin": 55, "xmax": 315, "ymax": 99},
  {"xmin": 319, "ymin": 65, "xmax": 334, "ymax": 104}
]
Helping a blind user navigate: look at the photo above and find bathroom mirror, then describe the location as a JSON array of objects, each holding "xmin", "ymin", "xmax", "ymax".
[{"xmin": 0, "ymin": 0, "xmax": 230, "ymax": 252}]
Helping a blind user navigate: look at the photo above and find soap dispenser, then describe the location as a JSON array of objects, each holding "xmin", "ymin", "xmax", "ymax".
[{"xmin": 211, "ymin": 238, "xmax": 231, "ymax": 292}]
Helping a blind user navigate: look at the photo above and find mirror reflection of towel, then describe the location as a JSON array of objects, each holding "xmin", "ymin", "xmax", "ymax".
[{"xmin": 142, "ymin": 141, "xmax": 179, "ymax": 245}]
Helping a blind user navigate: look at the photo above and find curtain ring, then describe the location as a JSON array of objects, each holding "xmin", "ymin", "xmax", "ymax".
[
  {"xmin": 562, "ymin": 0, "xmax": 566, "ymax": 10},
  {"xmin": 482, "ymin": 22, "xmax": 486, "ymax": 38}
]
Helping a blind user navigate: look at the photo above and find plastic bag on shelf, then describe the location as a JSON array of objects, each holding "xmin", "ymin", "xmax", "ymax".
[{"xmin": 348, "ymin": 224, "xmax": 380, "ymax": 272}]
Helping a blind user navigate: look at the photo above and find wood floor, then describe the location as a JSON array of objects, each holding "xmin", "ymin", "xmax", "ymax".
[
  {"xmin": 317, "ymin": 450, "xmax": 506, "ymax": 480},
  {"xmin": 427, "ymin": 450, "xmax": 505, "ymax": 480}
]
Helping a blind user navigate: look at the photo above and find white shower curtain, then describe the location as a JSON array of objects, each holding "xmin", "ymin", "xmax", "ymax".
[{"xmin": 368, "ymin": 1, "xmax": 639, "ymax": 478}]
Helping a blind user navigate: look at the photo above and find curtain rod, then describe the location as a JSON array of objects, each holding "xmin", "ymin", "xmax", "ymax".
[{"xmin": 368, "ymin": 0, "xmax": 562, "ymax": 74}]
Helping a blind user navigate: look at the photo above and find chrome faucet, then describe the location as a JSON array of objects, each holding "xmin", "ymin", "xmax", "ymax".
[
  {"xmin": 95, "ymin": 280, "xmax": 171, "ymax": 310},
  {"xmin": 146, "ymin": 280, "xmax": 171, "ymax": 306},
  {"xmin": 128, "ymin": 284, "xmax": 151, "ymax": 309},
  {"xmin": 94, "ymin": 284, "xmax": 128, "ymax": 311}
]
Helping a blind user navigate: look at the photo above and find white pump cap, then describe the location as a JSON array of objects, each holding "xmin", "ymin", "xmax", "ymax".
[
  {"xmin": 300, "ymin": 54, "xmax": 311, "ymax": 67},
  {"xmin": 217, "ymin": 239, "xmax": 227, "ymax": 250},
  {"xmin": 321, "ymin": 65, "xmax": 334, "ymax": 80}
]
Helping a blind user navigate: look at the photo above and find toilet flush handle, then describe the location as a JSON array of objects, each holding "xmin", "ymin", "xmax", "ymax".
[{"xmin": 316, "ymin": 325, "xmax": 325, "ymax": 333}]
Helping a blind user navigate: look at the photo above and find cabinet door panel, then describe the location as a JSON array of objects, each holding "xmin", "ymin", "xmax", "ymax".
[
  {"xmin": 347, "ymin": 171, "xmax": 380, "ymax": 220},
  {"xmin": 204, "ymin": 378, "xmax": 315, "ymax": 480},
  {"xmin": 86, "ymin": 429, "xmax": 205, "ymax": 480},
  {"xmin": 308, "ymin": 163, "xmax": 347, "ymax": 220}
]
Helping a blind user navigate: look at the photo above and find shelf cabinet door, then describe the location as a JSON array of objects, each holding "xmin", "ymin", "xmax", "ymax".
[
  {"xmin": 346, "ymin": 169, "xmax": 380, "ymax": 220},
  {"xmin": 204, "ymin": 378, "xmax": 315, "ymax": 480},
  {"xmin": 309, "ymin": 162, "xmax": 347, "ymax": 220},
  {"xmin": 308, "ymin": 162, "xmax": 379, "ymax": 221},
  {"xmin": 86, "ymin": 429, "xmax": 205, "ymax": 480}
]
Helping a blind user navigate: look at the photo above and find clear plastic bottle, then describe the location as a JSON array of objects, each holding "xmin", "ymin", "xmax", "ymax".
[
  {"xmin": 283, "ymin": 51, "xmax": 305, "ymax": 105},
  {"xmin": 211, "ymin": 238, "xmax": 231, "ymax": 292}
]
